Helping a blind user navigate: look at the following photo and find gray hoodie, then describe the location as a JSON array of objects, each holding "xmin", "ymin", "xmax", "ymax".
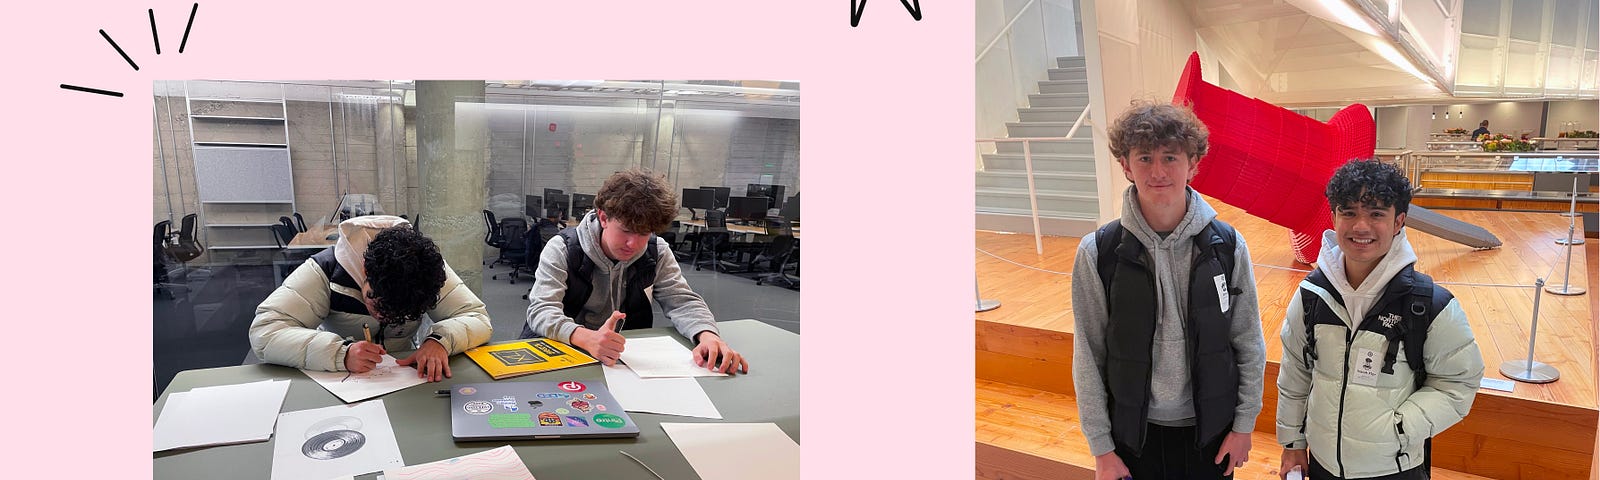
[
  {"xmin": 524, "ymin": 211, "xmax": 719, "ymax": 344},
  {"xmin": 1071, "ymin": 187, "xmax": 1268, "ymax": 456}
]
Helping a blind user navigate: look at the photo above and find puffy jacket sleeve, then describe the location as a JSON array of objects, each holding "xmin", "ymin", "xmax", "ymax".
[
  {"xmin": 249, "ymin": 259, "xmax": 348, "ymax": 371},
  {"xmin": 1275, "ymin": 288, "xmax": 1313, "ymax": 449},
  {"xmin": 1394, "ymin": 298, "xmax": 1483, "ymax": 447},
  {"xmin": 1070, "ymin": 234, "xmax": 1117, "ymax": 457},
  {"xmin": 423, "ymin": 260, "xmax": 494, "ymax": 354}
]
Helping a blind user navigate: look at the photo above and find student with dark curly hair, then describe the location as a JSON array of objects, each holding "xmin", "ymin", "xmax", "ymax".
[
  {"xmin": 1072, "ymin": 101, "xmax": 1266, "ymax": 480},
  {"xmin": 1276, "ymin": 159, "xmax": 1482, "ymax": 480},
  {"xmin": 250, "ymin": 216, "xmax": 492, "ymax": 382},
  {"xmin": 522, "ymin": 168, "xmax": 748, "ymax": 374}
]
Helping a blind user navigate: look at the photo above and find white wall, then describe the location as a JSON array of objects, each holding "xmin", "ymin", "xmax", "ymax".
[
  {"xmin": 1429, "ymin": 101, "xmax": 1544, "ymax": 137},
  {"xmin": 1545, "ymin": 100, "xmax": 1599, "ymax": 136}
]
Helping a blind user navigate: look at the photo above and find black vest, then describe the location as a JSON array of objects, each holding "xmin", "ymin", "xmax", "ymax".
[
  {"xmin": 1095, "ymin": 219, "xmax": 1240, "ymax": 456},
  {"xmin": 519, "ymin": 228, "xmax": 658, "ymax": 338}
]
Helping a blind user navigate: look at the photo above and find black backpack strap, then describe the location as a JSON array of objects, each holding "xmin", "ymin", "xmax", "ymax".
[
  {"xmin": 1199, "ymin": 219, "xmax": 1239, "ymax": 292},
  {"xmin": 1094, "ymin": 220, "xmax": 1123, "ymax": 291},
  {"xmin": 1405, "ymin": 270, "xmax": 1446, "ymax": 390}
]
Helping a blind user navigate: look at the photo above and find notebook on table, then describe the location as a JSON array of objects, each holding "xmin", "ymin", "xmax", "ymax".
[{"xmin": 449, "ymin": 380, "xmax": 640, "ymax": 441}]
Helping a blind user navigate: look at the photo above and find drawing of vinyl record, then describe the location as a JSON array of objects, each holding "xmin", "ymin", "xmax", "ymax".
[{"xmin": 301, "ymin": 429, "xmax": 366, "ymax": 460}]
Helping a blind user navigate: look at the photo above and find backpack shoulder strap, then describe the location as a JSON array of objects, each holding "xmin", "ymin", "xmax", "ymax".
[
  {"xmin": 1094, "ymin": 219, "xmax": 1123, "ymax": 291},
  {"xmin": 1405, "ymin": 269, "xmax": 1449, "ymax": 390},
  {"xmin": 1206, "ymin": 219, "xmax": 1239, "ymax": 285}
]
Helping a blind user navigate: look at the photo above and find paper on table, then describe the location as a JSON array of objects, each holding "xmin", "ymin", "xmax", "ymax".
[
  {"xmin": 301, "ymin": 355, "xmax": 428, "ymax": 403},
  {"xmin": 271, "ymin": 400, "xmax": 404, "ymax": 480},
  {"xmin": 661, "ymin": 423, "xmax": 798, "ymax": 480},
  {"xmin": 603, "ymin": 364, "xmax": 722, "ymax": 419},
  {"xmin": 618, "ymin": 336, "xmax": 727, "ymax": 378},
  {"xmin": 153, "ymin": 379, "xmax": 291, "ymax": 451},
  {"xmin": 382, "ymin": 445, "xmax": 536, "ymax": 480}
]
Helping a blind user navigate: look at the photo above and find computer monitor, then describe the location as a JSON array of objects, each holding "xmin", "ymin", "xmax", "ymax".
[
  {"xmin": 572, "ymin": 193, "xmax": 596, "ymax": 218},
  {"xmin": 726, "ymin": 196, "xmax": 770, "ymax": 223},
  {"xmin": 543, "ymin": 188, "xmax": 564, "ymax": 205},
  {"xmin": 746, "ymin": 184, "xmax": 786, "ymax": 210},
  {"xmin": 779, "ymin": 193, "xmax": 799, "ymax": 221},
  {"xmin": 525, "ymin": 195, "xmax": 544, "ymax": 218},
  {"xmin": 546, "ymin": 193, "xmax": 570, "ymax": 220},
  {"xmin": 699, "ymin": 186, "xmax": 731, "ymax": 209},
  {"xmin": 681, "ymin": 188, "xmax": 715, "ymax": 220}
]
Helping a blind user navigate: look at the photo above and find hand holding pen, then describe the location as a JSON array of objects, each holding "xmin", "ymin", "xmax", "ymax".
[{"xmin": 343, "ymin": 323, "xmax": 387, "ymax": 376}]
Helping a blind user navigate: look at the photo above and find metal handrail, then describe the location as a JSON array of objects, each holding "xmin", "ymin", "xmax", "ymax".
[
  {"xmin": 975, "ymin": 0, "xmax": 1040, "ymax": 64},
  {"xmin": 976, "ymin": 106, "xmax": 1093, "ymax": 255}
]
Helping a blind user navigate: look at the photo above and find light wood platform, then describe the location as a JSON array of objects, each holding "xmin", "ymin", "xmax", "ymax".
[
  {"xmin": 977, "ymin": 380, "xmax": 1499, "ymax": 480},
  {"xmin": 976, "ymin": 196, "xmax": 1597, "ymax": 480}
]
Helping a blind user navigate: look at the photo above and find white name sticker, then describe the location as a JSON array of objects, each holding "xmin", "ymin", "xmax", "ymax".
[
  {"xmin": 1351, "ymin": 347, "xmax": 1381, "ymax": 386},
  {"xmin": 1213, "ymin": 274, "xmax": 1230, "ymax": 313}
]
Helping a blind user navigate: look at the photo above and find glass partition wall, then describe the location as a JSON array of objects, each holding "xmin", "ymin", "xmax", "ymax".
[{"xmin": 152, "ymin": 80, "xmax": 800, "ymax": 396}]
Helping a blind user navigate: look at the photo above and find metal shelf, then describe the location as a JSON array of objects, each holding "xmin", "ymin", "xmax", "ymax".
[
  {"xmin": 205, "ymin": 223, "xmax": 278, "ymax": 227},
  {"xmin": 206, "ymin": 245, "xmax": 282, "ymax": 250},
  {"xmin": 193, "ymin": 142, "xmax": 288, "ymax": 148},
  {"xmin": 201, "ymin": 200, "xmax": 295, "ymax": 204},
  {"xmin": 188, "ymin": 97, "xmax": 282, "ymax": 104}
]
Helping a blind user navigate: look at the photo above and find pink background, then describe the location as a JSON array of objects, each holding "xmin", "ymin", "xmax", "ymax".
[{"xmin": 6, "ymin": 0, "xmax": 975, "ymax": 477}]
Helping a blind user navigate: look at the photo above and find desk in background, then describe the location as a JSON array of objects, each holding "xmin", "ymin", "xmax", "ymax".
[{"xmin": 153, "ymin": 320, "xmax": 798, "ymax": 479}]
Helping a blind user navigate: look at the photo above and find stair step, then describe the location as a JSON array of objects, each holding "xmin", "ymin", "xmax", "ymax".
[
  {"xmin": 981, "ymin": 153, "xmax": 1097, "ymax": 174},
  {"xmin": 1018, "ymin": 106, "xmax": 1088, "ymax": 123},
  {"xmin": 1006, "ymin": 121, "xmax": 1076, "ymax": 138},
  {"xmin": 1056, "ymin": 56, "xmax": 1086, "ymax": 68},
  {"xmin": 975, "ymin": 380, "xmax": 1496, "ymax": 480},
  {"xmin": 1027, "ymin": 92, "xmax": 1091, "ymax": 109},
  {"xmin": 1048, "ymin": 67, "xmax": 1087, "ymax": 81},
  {"xmin": 977, "ymin": 171, "xmax": 1097, "ymax": 193},
  {"xmin": 994, "ymin": 138, "xmax": 1095, "ymax": 155},
  {"xmin": 1039, "ymin": 79, "xmax": 1090, "ymax": 94},
  {"xmin": 977, "ymin": 187, "xmax": 1098, "ymax": 215}
]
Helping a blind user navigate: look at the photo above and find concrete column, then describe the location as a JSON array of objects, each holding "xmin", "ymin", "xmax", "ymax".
[
  {"xmin": 376, "ymin": 102, "xmax": 404, "ymax": 216},
  {"xmin": 416, "ymin": 81, "xmax": 489, "ymax": 293}
]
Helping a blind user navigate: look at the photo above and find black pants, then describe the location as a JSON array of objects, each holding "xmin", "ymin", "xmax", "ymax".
[
  {"xmin": 1114, "ymin": 423, "xmax": 1231, "ymax": 480},
  {"xmin": 1309, "ymin": 456, "xmax": 1428, "ymax": 480}
]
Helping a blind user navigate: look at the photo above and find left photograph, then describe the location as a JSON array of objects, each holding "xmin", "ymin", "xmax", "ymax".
[{"xmin": 152, "ymin": 80, "xmax": 801, "ymax": 479}]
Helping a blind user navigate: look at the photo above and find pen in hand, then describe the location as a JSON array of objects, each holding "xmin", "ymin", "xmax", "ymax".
[{"xmin": 342, "ymin": 323, "xmax": 375, "ymax": 383}]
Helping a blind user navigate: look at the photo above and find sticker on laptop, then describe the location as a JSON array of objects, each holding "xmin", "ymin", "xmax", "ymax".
[
  {"xmin": 538, "ymin": 412, "xmax": 563, "ymax": 427},
  {"xmin": 565, "ymin": 416, "xmax": 589, "ymax": 427},
  {"xmin": 557, "ymin": 381, "xmax": 587, "ymax": 393},
  {"xmin": 581, "ymin": 393, "xmax": 598, "ymax": 400},
  {"xmin": 556, "ymin": 408, "xmax": 570, "ymax": 415},
  {"xmin": 569, "ymin": 400, "xmax": 592, "ymax": 413},
  {"xmin": 457, "ymin": 387, "xmax": 478, "ymax": 395},
  {"xmin": 593, "ymin": 413, "xmax": 626, "ymax": 429},
  {"xmin": 536, "ymin": 393, "xmax": 572, "ymax": 399},
  {"xmin": 462, "ymin": 401, "xmax": 493, "ymax": 415}
]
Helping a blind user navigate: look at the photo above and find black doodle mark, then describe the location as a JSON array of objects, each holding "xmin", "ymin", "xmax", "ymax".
[
  {"xmin": 851, "ymin": 0, "xmax": 923, "ymax": 27},
  {"xmin": 62, "ymin": 3, "xmax": 197, "ymax": 98},
  {"xmin": 59, "ymin": 84, "xmax": 124, "ymax": 97},
  {"xmin": 179, "ymin": 3, "xmax": 197, "ymax": 53},
  {"xmin": 149, "ymin": 9, "xmax": 160, "ymax": 54},
  {"xmin": 100, "ymin": 29, "xmax": 139, "ymax": 71}
]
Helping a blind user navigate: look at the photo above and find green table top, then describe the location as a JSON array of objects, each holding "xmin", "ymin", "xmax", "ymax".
[{"xmin": 154, "ymin": 319, "xmax": 798, "ymax": 479}]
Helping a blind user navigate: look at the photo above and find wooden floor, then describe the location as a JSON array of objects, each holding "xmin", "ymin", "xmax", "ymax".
[{"xmin": 977, "ymin": 196, "xmax": 1596, "ymax": 409}]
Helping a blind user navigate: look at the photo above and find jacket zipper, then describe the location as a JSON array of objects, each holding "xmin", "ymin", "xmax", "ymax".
[{"xmin": 1335, "ymin": 327, "xmax": 1352, "ymax": 477}]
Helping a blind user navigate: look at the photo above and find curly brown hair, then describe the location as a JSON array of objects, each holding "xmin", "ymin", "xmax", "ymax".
[
  {"xmin": 1107, "ymin": 101, "xmax": 1209, "ymax": 161},
  {"xmin": 595, "ymin": 168, "xmax": 678, "ymax": 233},
  {"xmin": 364, "ymin": 226, "xmax": 445, "ymax": 323}
]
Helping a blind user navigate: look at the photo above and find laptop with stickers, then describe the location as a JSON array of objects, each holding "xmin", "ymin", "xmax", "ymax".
[{"xmin": 449, "ymin": 380, "xmax": 641, "ymax": 441}]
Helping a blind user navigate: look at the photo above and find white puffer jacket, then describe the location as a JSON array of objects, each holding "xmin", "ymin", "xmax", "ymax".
[{"xmin": 1276, "ymin": 229, "xmax": 1483, "ymax": 478}]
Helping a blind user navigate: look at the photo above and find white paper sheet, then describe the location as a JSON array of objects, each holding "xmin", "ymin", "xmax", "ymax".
[
  {"xmin": 618, "ymin": 336, "xmax": 727, "ymax": 378},
  {"xmin": 301, "ymin": 355, "xmax": 428, "ymax": 403},
  {"xmin": 381, "ymin": 445, "xmax": 536, "ymax": 480},
  {"xmin": 602, "ymin": 364, "xmax": 722, "ymax": 419},
  {"xmin": 153, "ymin": 379, "xmax": 291, "ymax": 451},
  {"xmin": 661, "ymin": 423, "xmax": 798, "ymax": 480},
  {"xmin": 271, "ymin": 400, "xmax": 404, "ymax": 480}
]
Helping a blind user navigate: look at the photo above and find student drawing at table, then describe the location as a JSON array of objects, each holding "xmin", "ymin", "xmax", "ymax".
[
  {"xmin": 250, "ymin": 215, "xmax": 493, "ymax": 382},
  {"xmin": 520, "ymin": 168, "xmax": 748, "ymax": 374}
]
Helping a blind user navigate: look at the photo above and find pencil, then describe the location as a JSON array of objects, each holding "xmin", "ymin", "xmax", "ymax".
[{"xmin": 363, "ymin": 323, "xmax": 372, "ymax": 344}]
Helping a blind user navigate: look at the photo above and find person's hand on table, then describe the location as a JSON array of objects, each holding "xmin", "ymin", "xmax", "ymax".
[
  {"xmin": 692, "ymin": 331, "xmax": 749, "ymax": 374},
  {"xmin": 572, "ymin": 311, "xmax": 627, "ymax": 366},
  {"xmin": 344, "ymin": 341, "xmax": 386, "ymax": 373},
  {"xmin": 395, "ymin": 337, "xmax": 452, "ymax": 382}
]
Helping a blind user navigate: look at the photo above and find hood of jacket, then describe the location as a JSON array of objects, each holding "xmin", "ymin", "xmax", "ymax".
[
  {"xmin": 1120, "ymin": 186, "xmax": 1218, "ymax": 247},
  {"xmin": 333, "ymin": 215, "xmax": 411, "ymax": 292},
  {"xmin": 1315, "ymin": 227, "xmax": 1418, "ymax": 323}
]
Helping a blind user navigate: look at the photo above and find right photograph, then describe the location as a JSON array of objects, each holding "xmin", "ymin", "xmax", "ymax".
[{"xmin": 975, "ymin": 1, "xmax": 1597, "ymax": 479}]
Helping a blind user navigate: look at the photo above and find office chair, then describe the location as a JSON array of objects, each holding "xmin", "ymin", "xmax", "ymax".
[
  {"xmin": 268, "ymin": 224, "xmax": 315, "ymax": 285},
  {"xmin": 153, "ymin": 220, "xmax": 186, "ymax": 298},
  {"xmin": 490, "ymin": 218, "xmax": 529, "ymax": 282},
  {"xmin": 482, "ymin": 210, "xmax": 505, "ymax": 266},
  {"xmin": 279, "ymin": 216, "xmax": 297, "ymax": 232},
  {"xmin": 292, "ymin": 212, "xmax": 308, "ymax": 232},
  {"xmin": 166, "ymin": 213, "xmax": 206, "ymax": 277},
  {"xmin": 754, "ymin": 219, "xmax": 798, "ymax": 289},
  {"xmin": 693, "ymin": 210, "xmax": 732, "ymax": 271}
]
